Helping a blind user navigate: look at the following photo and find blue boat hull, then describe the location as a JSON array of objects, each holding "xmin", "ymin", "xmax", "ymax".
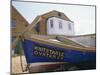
[{"xmin": 21, "ymin": 39, "xmax": 96, "ymax": 64}]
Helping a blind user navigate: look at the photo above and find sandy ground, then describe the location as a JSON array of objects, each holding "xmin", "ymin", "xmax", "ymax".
[{"xmin": 11, "ymin": 55, "xmax": 28, "ymax": 74}]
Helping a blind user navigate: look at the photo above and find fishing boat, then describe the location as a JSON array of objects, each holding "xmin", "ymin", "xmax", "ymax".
[
  {"xmin": 12, "ymin": 16, "xmax": 96, "ymax": 73},
  {"xmin": 12, "ymin": 16, "xmax": 96, "ymax": 64},
  {"xmin": 21, "ymin": 33, "xmax": 96, "ymax": 64}
]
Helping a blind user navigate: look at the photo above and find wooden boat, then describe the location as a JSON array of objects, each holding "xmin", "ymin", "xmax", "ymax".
[
  {"xmin": 21, "ymin": 33, "xmax": 96, "ymax": 64},
  {"xmin": 12, "ymin": 17, "xmax": 96, "ymax": 73},
  {"xmin": 11, "ymin": 17, "xmax": 95, "ymax": 64}
]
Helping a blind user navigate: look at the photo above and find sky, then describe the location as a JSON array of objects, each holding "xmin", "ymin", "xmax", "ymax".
[{"xmin": 12, "ymin": 1, "xmax": 95, "ymax": 35}]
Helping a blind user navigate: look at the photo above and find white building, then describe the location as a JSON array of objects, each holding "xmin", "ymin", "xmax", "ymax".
[
  {"xmin": 47, "ymin": 17, "xmax": 74, "ymax": 35},
  {"xmin": 32, "ymin": 10, "xmax": 75, "ymax": 35}
]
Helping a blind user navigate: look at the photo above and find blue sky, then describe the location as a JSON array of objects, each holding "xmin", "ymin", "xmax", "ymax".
[{"xmin": 12, "ymin": 1, "xmax": 95, "ymax": 35}]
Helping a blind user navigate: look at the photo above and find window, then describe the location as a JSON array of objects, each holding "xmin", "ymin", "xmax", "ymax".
[
  {"xmin": 59, "ymin": 21, "xmax": 62, "ymax": 29},
  {"xmin": 58, "ymin": 12, "xmax": 61, "ymax": 17},
  {"xmin": 12, "ymin": 19, "xmax": 16, "ymax": 28},
  {"xmin": 50, "ymin": 19, "xmax": 53, "ymax": 28},
  {"xmin": 68, "ymin": 23, "xmax": 71, "ymax": 30}
]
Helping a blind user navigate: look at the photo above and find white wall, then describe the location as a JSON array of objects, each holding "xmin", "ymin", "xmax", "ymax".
[{"xmin": 47, "ymin": 17, "xmax": 74, "ymax": 35}]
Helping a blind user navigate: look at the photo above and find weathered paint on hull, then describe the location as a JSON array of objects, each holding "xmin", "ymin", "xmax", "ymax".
[{"xmin": 22, "ymin": 39, "xmax": 96, "ymax": 64}]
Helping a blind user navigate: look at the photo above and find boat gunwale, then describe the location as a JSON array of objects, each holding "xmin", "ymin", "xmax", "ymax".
[{"xmin": 22, "ymin": 34, "xmax": 96, "ymax": 52}]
